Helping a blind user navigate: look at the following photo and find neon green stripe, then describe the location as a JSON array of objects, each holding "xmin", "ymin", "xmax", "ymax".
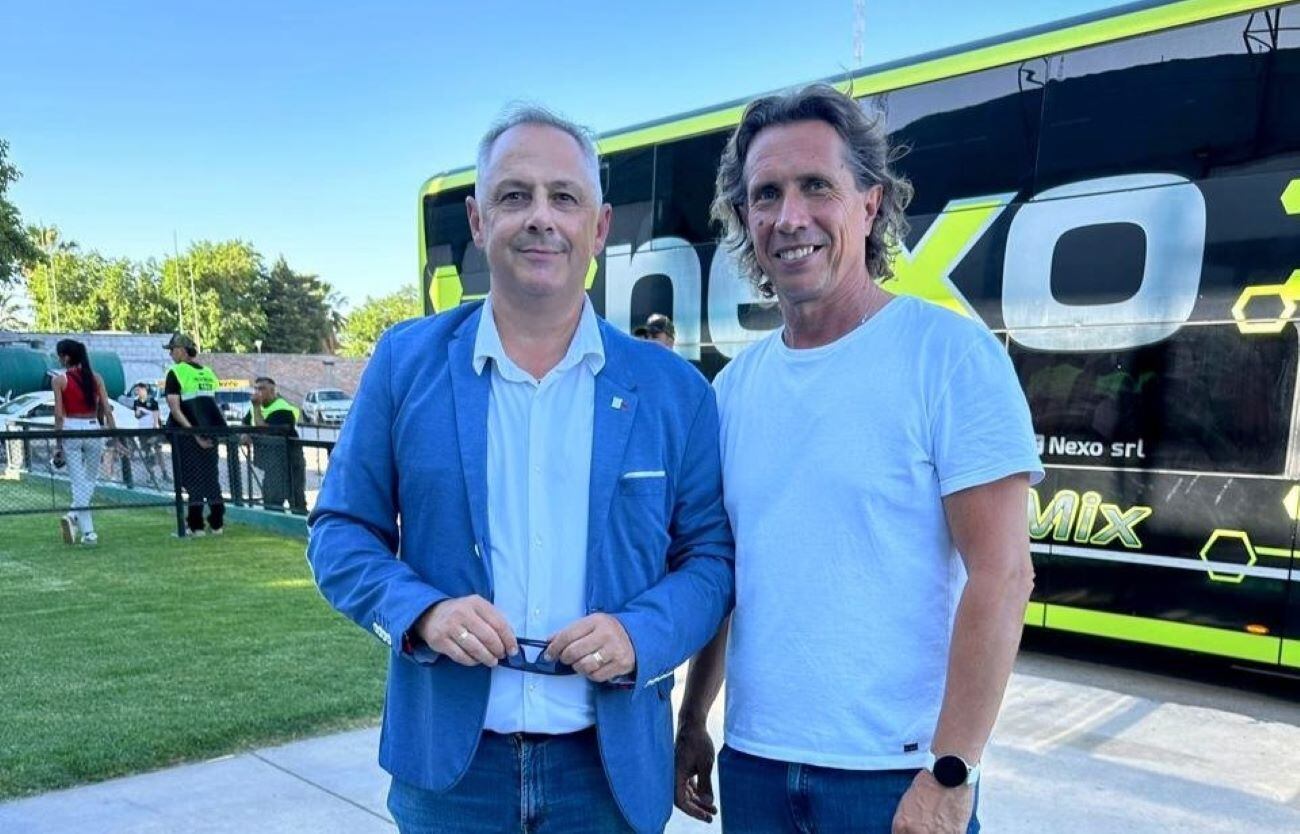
[
  {"xmin": 598, "ymin": 106, "xmax": 747, "ymax": 155},
  {"xmin": 420, "ymin": 170, "xmax": 476, "ymax": 196},
  {"xmin": 1283, "ymin": 640, "xmax": 1300, "ymax": 668},
  {"xmin": 1045, "ymin": 605, "xmax": 1280, "ymax": 664},
  {"xmin": 837, "ymin": 0, "xmax": 1278, "ymax": 99},
  {"xmin": 417, "ymin": 0, "xmax": 1284, "ymax": 203},
  {"xmin": 1024, "ymin": 601, "xmax": 1046, "ymax": 627},
  {"xmin": 1254, "ymin": 545, "xmax": 1298, "ymax": 559}
]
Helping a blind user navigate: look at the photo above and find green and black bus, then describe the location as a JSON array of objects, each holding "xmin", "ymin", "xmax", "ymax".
[{"xmin": 419, "ymin": 0, "xmax": 1300, "ymax": 670}]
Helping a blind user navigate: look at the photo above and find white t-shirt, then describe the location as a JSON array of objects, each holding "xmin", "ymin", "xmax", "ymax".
[{"xmin": 714, "ymin": 294, "xmax": 1043, "ymax": 770}]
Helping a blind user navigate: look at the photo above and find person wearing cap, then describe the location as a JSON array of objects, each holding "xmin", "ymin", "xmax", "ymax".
[
  {"xmin": 633, "ymin": 313, "xmax": 676, "ymax": 349},
  {"xmin": 163, "ymin": 333, "xmax": 227, "ymax": 535},
  {"xmin": 307, "ymin": 105, "xmax": 733, "ymax": 834}
]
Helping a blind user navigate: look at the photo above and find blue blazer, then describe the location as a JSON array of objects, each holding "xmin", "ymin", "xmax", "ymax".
[{"xmin": 307, "ymin": 302, "xmax": 735, "ymax": 833}]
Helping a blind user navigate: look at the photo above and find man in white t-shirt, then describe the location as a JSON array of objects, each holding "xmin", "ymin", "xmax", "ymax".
[{"xmin": 674, "ymin": 85, "xmax": 1043, "ymax": 834}]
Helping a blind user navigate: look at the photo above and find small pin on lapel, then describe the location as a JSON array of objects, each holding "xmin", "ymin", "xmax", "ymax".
[{"xmin": 611, "ymin": 396, "xmax": 624, "ymax": 410}]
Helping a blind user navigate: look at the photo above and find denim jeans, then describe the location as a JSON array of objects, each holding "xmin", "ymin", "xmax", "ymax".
[
  {"xmin": 386, "ymin": 728, "xmax": 635, "ymax": 834},
  {"xmin": 718, "ymin": 745, "xmax": 980, "ymax": 834}
]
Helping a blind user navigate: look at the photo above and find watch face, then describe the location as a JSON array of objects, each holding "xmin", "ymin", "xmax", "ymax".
[{"xmin": 932, "ymin": 755, "xmax": 969, "ymax": 788}]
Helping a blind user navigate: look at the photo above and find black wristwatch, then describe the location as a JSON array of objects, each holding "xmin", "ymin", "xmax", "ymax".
[{"xmin": 924, "ymin": 752, "xmax": 981, "ymax": 788}]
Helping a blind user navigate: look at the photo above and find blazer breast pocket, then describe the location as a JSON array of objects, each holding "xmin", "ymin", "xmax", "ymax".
[{"xmin": 618, "ymin": 470, "xmax": 667, "ymax": 497}]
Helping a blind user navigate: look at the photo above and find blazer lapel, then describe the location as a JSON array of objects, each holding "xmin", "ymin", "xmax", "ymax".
[
  {"xmin": 448, "ymin": 310, "xmax": 492, "ymax": 587},
  {"xmin": 587, "ymin": 329, "xmax": 638, "ymax": 559}
]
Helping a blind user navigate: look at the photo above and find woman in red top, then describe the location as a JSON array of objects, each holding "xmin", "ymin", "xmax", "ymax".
[{"xmin": 52, "ymin": 339, "xmax": 118, "ymax": 545}]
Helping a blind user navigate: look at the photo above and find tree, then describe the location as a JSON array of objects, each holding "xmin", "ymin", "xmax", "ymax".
[
  {"xmin": 161, "ymin": 241, "xmax": 268, "ymax": 352},
  {"xmin": 337, "ymin": 285, "xmax": 420, "ymax": 358},
  {"xmin": 0, "ymin": 140, "xmax": 43, "ymax": 287},
  {"xmin": 262, "ymin": 257, "xmax": 338, "ymax": 353}
]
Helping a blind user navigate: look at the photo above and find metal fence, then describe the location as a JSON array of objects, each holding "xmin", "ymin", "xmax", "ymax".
[{"xmin": 0, "ymin": 422, "xmax": 336, "ymax": 537}]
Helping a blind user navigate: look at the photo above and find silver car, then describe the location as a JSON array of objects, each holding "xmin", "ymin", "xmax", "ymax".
[{"xmin": 302, "ymin": 388, "xmax": 353, "ymax": 426}]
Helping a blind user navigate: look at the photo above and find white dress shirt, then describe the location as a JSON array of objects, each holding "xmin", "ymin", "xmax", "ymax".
[{"xmin": 473, "ymin": 294, "xmax": 604, "ymax": 734}]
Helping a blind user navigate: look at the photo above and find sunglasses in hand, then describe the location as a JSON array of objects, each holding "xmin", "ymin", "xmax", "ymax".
[{"xmin": 498, "ymin": 638, "xmax": 635, "ymax": 689}]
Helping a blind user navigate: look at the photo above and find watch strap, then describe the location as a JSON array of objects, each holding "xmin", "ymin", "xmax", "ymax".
[{"xmin": 923, "ymin": 752, "xmax": 981, "ymax": 787}]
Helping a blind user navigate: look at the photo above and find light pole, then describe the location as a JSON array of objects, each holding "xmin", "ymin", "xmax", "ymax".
[
  {"xmin": 254, "ymin": 339, "xmax": 264, "ymax": 375},
  {"xmin": 323, "ymin": 358, "xmax": 335, "ymax": 388}
]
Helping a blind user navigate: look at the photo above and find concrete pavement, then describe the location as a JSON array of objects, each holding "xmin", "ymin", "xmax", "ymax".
[{"xmin": 3, "ymin": 649, "xmax": 1298, "ymax": 833}]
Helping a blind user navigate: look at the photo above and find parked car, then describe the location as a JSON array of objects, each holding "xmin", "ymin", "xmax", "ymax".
[
  {"xmin": 0, "ymin": 391, "xmax": 136, "ymax": 432},
  {"xmin": 215, "ymin": 389, "xmax": 253, "ymax": 424},
  {"xmin": 302, "ymin": 388, "xmax": 353, "ymax": 426}
]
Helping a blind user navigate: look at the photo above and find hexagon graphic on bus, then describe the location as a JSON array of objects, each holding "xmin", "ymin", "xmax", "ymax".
[
  {"xmin": 1282, "ymin": 179, "xmax": 1300, "ymax": 215},
  {"xmin": 1198, "ymin": 529, "xmax": 1256, "ymax": 585},
  {"xmin": 1231, "ymin": 270, "xmax": 1300, "ymax": 335},
  {"xmin": 1284, "ymin": 485, "xmax": 1300, "ymax": 521}
]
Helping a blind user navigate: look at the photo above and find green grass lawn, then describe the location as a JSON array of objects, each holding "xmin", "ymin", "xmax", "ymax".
[{"xmin": 0, "ymin": 506, "xmax": 387, "ymax": 800}]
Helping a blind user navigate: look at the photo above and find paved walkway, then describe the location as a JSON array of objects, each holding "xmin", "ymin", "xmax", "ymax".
[{"xmin": 3, "ymin": 651, "xmax": 1299, "ymax": 833}]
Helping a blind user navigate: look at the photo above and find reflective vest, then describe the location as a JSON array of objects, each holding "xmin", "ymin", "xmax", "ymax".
[
  {"xmin": 168, "ymin": 362, "xmax": 218, "ymax": 400},
  {"xmin": 260, "ymin": 397, "xmax": 301, "ymax": 423}
]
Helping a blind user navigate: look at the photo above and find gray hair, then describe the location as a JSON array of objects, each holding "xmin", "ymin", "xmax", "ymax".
[
  {"xmin": 475, "ymin": 104, "xmax": 603, "ymax": 203},
  {"xmin": 712, "ymin": 84, "xmax": 913, "ymax": 297}
]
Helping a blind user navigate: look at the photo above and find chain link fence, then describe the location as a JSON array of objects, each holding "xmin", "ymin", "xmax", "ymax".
[{"xmin": 0, "ymin": 422, "xmax": 335, "ymax": 537}]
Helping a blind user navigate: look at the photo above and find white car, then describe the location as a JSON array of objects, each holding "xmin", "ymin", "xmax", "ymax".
[
  {"xmin": 215, "ymin": 389, "xmax": 253, "ymax": 424},
  {"xmin": 302, "ymin": 388, "xmax": 353, "ymax": 426},
  {"xmin": 0, "ymin": 391, "xmax": 136, "ymax": 432}
]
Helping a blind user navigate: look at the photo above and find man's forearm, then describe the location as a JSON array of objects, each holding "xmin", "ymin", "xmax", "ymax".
[
  {"xmin": 930, "ymin": 566, "xmax": 1032, "ymax": 763},
  {"xmin": 679, "ymin": 615, "xmax": 729, "ymax": 728}
]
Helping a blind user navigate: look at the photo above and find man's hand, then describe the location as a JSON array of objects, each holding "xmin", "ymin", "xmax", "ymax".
[
  {"xmin": 548, "ymin": 613, "xmax": 635, "ymax": 683},
  {"xmin": 891, "ymin": 770, "xmax": 974, "ymax": 834},
  {"xmin": 195, "ymin": 436, "xmax": 214, "ymax": 450},
  {"xmin": 414, "ymin": 595, "xmax": 518, "ymax": 667},
  {"xmin": 674, "ymin": 721, "xmax": 718, "ymax": 822}
]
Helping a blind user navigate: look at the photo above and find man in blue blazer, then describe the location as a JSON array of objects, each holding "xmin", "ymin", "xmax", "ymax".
[{"xmin": 307, "ymin": 105, "xmax": 734, "ymax": 834}]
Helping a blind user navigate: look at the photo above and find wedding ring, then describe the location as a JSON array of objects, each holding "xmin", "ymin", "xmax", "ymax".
[
  {"xmin": 456, "ymin": 628, "xmax": 470, "ymax": 642},
  {"xmin": 591, "ymin": 650, "xmax": 605, "ymax": 665}
]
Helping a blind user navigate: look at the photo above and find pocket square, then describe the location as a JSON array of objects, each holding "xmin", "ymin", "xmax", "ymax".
[{"xmin": 621, "ymin": 470, "xmax": 666, "ymax": 480}]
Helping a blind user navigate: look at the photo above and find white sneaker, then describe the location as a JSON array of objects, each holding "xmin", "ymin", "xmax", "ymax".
[
  {"xmin": 210, "ymin": 527, "xmax": 224, "ymax": 536},
  {"xmin": 59, "ymin": 514, "xmax": 78, "ymax": 545},
  {"xmin": 189, "ymin": 529, "xmax": 206, "ymax": 537},
  {"xmin": 81, "ymin": 532, "xmax": 98, "ymax": 546}
]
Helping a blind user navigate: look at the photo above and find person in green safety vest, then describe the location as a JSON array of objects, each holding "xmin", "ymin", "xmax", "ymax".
[
  {"xmin": 244, "ymin": 376, "xmax": 307, "ymax": 513},
  {"xmin": 163, "ymin": 333, "xmax": 227, "ymax": 535}
]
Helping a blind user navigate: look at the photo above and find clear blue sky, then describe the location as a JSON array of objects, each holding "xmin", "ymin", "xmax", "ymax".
[{"xmin": 2, "ymin": 0, "xmax": 1115, "ymax": 311}]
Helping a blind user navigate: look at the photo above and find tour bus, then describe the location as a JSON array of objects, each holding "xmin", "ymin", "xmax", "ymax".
[{"xmin": 418, "ymin": 0, "xmax": 1300, "ymax": 670}]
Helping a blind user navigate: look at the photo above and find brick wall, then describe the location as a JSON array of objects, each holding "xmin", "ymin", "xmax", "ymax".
[
  {"xmin": 204, "ymin": 353, "xmax": 367, "ymax": 405},
  {"xmin": 0, "ymin": 330, "xmax": 369, "ymax": 406}
]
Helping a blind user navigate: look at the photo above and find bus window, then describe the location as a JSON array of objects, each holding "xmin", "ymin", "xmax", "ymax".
[
  {"xmin": 601, "ymin": 147, "xmax": 655, "ymax": 251},
  {"xmin": 1010, "ymin": 323, "xmax": 1297, "ymax": 475},
  {"xmin": 1036, "ymin": 12, "xmax": 1271, "ymax": 192},
  {"xmin": 423, "ymin": 185, "xmax": 483, "ymax": 297},
  {"xmin": 873, "ymin": 63, "xmax": 1042, "ymax": 215},
  {"xmin": 652, "ymin": 130, "xmax": 730, "ymax": 247}
]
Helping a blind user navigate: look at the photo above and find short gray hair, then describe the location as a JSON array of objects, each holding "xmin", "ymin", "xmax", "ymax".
[
  {"xmin": 475, "ymin": 104, "xmax": 603, "ymax": 203},
  {"xmin": 712, "ymin": 84, "xmax": 913, "ymax": 297}
]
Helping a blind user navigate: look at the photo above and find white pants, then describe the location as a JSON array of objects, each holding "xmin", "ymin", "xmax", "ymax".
[{"xmin": 64, "ymin": 418, "xmax": 105, "ymax": 535}]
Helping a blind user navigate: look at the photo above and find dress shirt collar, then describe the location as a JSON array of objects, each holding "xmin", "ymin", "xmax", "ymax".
[{"xmin": 472, "ymin": 294, "xmax": 605, "ymax": 381}]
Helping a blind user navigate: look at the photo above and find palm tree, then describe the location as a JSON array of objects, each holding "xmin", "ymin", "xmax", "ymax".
[{"xmin": 23, "ymin": 225, "xmax": 77, "ymax": 330}]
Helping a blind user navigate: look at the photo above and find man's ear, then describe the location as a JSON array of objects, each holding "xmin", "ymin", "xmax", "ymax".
[
  {"xmin": 592, "ymin": 203, "xmax": 612, "ymax": 252},
  {"xmin": 467, "ymin": 195, "xmax": 485, "ymax": 248},
  {"xmin": 861, "ymin": 184, "xmax": 883, "ymax": 237}
]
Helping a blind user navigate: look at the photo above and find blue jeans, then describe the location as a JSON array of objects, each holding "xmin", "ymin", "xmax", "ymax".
[
  {"xmin": 718, "ymin": 745, "xmax": 980, "ymax": 834},
  {"xmin": 386, "ymin": 728, "xmax": 635, "ymax": 834}
]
